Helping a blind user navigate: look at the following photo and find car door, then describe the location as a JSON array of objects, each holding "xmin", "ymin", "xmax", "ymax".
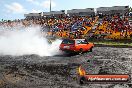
[
  {"xmin": 81, "ymin": 39, "xmax": 90, "ymax": 51},
  {"xmin": 76, "ymin": 40, "xmax": 88, "ymax": 51},
  {"xmin": 83, "ymin": 39, "xmax": 92, "ymax": 50}
]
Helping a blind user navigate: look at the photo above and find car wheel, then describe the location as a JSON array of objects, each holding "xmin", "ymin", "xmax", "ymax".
[
  {"xmin": 89, "ymin": 47, "xmax": 93, "ymax": 52},
  {"xmin": 79, "ymin": 48, "xmax": 83, "ymax": 54}
]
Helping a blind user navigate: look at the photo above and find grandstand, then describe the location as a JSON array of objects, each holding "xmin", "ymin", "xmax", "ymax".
[
  {"xmin": 67, "ymin": 8, "xmax": 95, "ymax": 16},
  {"xmin": 24, "ymin": 6, "xmax": 129, "ymax": 18},
  {"xmin": 97, "ymin": 6, "xmax": 129, "ymax": 16},
  {"xmin": 12, "ymin": 6, "xmax": 132, "ymax": 40}
]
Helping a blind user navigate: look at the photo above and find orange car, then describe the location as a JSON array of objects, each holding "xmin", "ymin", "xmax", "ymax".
[{"xmin": 59, "ymin": 39, "xmax": 94, "ymax": 53}]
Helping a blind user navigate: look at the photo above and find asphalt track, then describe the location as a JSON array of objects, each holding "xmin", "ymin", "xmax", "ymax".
[{"xmin": 0, "ymin": 47, "xmax": 132, "ymax": 88}]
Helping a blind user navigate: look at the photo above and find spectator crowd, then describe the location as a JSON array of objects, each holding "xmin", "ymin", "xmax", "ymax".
[
  {"xmin": 0, "ymin": 15, "xmax": 95, "ymax": 38},
  {"xmin": 94, "ymin": 14, "xmax": 132, "ymax": 39},
  {"xmin": 0, "ymin": 14, "xmax": 131, "ymax": 39}
]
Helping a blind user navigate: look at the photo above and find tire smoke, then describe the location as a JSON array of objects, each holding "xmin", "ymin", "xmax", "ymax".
[{"xmin": 0, "ymin": 26, "xmax": 62, "ymax": 56}]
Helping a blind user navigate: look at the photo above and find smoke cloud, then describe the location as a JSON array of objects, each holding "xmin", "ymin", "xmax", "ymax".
[{"xmin": 0, "ymin": 26, "xmax": 62, "ymax": 56}]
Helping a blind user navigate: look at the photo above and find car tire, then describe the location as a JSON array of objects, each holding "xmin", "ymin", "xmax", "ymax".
[
  {"xmin": 89, "ymin": 47, "xmax": 93, "ymax": 52},
  {"xmin": 79, "ymin": 48, "xmax": 83, "ymax": 54}
]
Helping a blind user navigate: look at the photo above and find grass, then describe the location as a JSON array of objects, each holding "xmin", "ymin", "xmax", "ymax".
[{"xmin": 93, "ymin": 41, "xmax": 132, "ymax": 46}]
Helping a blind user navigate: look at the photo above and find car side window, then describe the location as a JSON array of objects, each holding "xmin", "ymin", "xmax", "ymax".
[
  {"xmin": 76, "ymin": 40, "xmax": 88, "ymax": 44},
  {"xmin": 76, "ymin": 40, "xmax": 82, "ymax": 44},
  {"xmin": 81, "ymin": 40, "xmax": 88, "ymax": 44},
  {"xmin": 84, "ymin": 39, "xmax": 89, "ymax": 44}
]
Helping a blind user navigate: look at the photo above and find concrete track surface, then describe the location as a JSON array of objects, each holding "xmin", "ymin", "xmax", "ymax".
[{"xmin": 0, "ymin": 47, "xmax": 132, "ymax": 88}]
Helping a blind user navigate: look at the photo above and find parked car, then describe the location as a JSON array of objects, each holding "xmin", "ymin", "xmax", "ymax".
[{"xmin": 59, "ymin": 39, "xmax": 94, "ymax": 53}]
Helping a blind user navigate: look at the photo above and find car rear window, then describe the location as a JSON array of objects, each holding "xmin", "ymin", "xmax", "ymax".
[{"xmin": 61, "ymin": 39, "xmax": 74, "ymax": 44}]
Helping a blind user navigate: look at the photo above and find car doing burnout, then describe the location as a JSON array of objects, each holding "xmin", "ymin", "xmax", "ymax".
[{"xmin": 59, "ymin": 39, "xmax": 94, "ymax": 53}]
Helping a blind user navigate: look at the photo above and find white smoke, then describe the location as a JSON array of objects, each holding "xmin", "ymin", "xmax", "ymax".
[{"xmin": 0, "ymin": 26, "xmax": 62, "ymax": 56}]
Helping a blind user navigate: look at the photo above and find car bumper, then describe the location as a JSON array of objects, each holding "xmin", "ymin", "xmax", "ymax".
[{"xmin": 59, "ymin": 48, "xmax": 78, "ymax": 53}]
